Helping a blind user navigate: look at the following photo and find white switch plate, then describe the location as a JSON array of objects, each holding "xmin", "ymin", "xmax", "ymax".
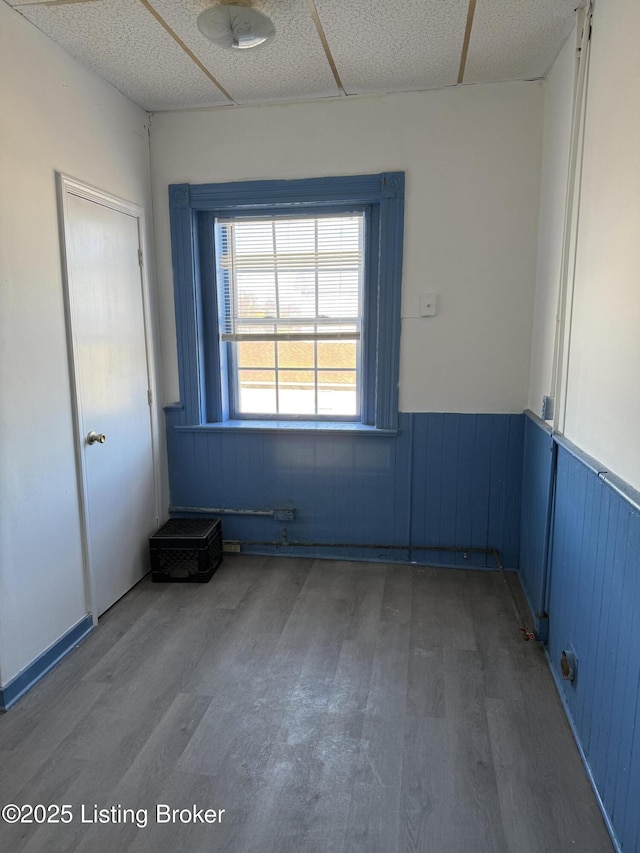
[{"xmin": 420, "ymin": 293, "xmax": 437, "ymax": 316}]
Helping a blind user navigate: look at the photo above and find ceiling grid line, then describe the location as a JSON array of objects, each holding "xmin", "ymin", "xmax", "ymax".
[
  {"xmin": 305, "ymin": 0, "xmax": 346, "ymax": 95},
  {"xmin": 136, "ymin": 0, "xmax": 235, "ymax": 103},
  {"xmin": 457, "ymin": 0, "xmax": 477, "ymax": 84},
  {"xmin": 16, "ymin": 0, "xmax": 105, "ymax": 7}
]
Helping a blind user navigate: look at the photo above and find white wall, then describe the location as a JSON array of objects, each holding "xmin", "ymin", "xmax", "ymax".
[
  {"xmin": 529, "ymin": 0, "xmax": 640, "ymax": 491},
  {"xmin": 562, "ymin": 0, "xmax": 640, "ymax": 490},
  {"xmin": 150, "ymin": 82, "xmax": 543, "ymax": 414},
  {"xmin": 527, "ymin": 30, "xmax": 576, "ymax": 416},
  {"xmin": 0, "ymin": 2, "xmax": 156, "ymax": 686}
]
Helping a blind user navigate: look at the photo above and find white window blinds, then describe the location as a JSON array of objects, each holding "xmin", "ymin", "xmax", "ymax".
[{"xmin": 215, "ymin": 213, "xmax": 364, "ymax": 342}]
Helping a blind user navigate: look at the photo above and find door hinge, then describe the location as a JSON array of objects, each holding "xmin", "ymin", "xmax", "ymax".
[
  {"xmin": 147, "ymin": 389, "xmax": 152, "ymax": 406},
  {"xmin": 138, "ymin": 249, "xmax": 143, "ymax": 267}
]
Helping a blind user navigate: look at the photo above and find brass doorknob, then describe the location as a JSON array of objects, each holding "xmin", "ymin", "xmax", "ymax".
[{"xmin": 87, "ymin": 431, "xmax": 106, "ymax": 445}]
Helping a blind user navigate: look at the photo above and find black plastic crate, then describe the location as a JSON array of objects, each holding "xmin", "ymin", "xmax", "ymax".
[{"xmin": 150, "ymin": 518, "xmax": 222, "ymax": 583}]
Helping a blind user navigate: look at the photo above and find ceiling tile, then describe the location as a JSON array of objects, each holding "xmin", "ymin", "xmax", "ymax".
[
  {"xmin": 313, "ymin": 0, "xmax": 470, "ymax": 95},
  {"xmin": 147, "ymin": 0, "xmax": 340, "ymax": 105},
  {"xmin": 464, "ymin": 0, "xmax": 577, "ymax": 84},
  {"xmin": 18, "ymin": 0, "xmax": 230, "ymax": 110}
]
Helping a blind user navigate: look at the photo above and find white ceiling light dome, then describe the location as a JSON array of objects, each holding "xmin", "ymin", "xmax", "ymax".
[{"xmin": 197, "ymin": 0, "xmax": 276, "ymax": 51}]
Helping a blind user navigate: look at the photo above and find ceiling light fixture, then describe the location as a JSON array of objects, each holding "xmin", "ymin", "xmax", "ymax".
[{"xmin": 197, "ymin": 0, "xmax": 275, "ymax": 50}]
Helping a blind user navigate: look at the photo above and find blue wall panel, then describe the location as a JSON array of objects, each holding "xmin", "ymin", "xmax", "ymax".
[
  {"xmin": 543, "ymin": 444, "xmax": 640, "ymax": 852},
  {"xmin": 408, "ymin": 413, "xmax": 523, "ymax": 568},
  {"xmin": 519, "ymin": 412, "xmax": 555, "ymax": 638},
  {"xmin": 165, "ymin": 411, "xmax": 524, "ymax": 568},
  {"xmin": 491, "ymin": 413, "xmax": 525, "ymax": 570}
]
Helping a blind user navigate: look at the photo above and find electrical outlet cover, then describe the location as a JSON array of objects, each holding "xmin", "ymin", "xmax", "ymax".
[{"xmin": 420, "ymin": 293, "xmax": 437, "ymax": 316}]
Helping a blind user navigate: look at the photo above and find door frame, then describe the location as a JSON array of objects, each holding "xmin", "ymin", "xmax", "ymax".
[{"xmin": 56, "ymin": 173, "xmax": 161, "ymax": 625}]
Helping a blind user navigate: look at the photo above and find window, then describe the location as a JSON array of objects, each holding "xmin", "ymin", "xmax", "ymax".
[
  {"xmin": 217, "ymin": 213, "xmax": 364, "ymax": 419},
  {"xmin": 168, "ymin": 173, "xmax": 404, "ymax": 431}
]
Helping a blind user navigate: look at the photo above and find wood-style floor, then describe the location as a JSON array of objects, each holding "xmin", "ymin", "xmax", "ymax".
[{"xmin": 0, "ymin": 556, "xmax": 613, "ymax": 852}]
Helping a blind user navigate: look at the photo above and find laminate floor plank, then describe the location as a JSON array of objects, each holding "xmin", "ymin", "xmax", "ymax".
[
  {"xmin": 408, "ymin": 566, "xmax": 446, "ymax": 650},
  {"xmin": 407, "ymin": 567, "xmax": 453, "ymax": 719},
  {"xmin": 517, "ymin": 670, "xmax": 614, "ymax": 849},
  {"xmin": 399, "ymin": 712, "xmax": 460, "ymax": 853},
  {"xmin": 467, "ymin": 571, "xmax": 532, "ymax": 702},
  {"xmin": 380, "ymin": 564, "xmax": 412, "ymax": 624},
  {"xmin": 0, "ymin": 558, "xmax": 614, "ymax": 853},
  {"xmin": 442, "ymin": 647, "xmax": 509, "ymax": 853},
  {"xmin": 343, "ymin": 619, "xmax": 410, "ymax": 853},
  {"xmin": 486, "ymin": 696, "xmax": 571, "ymax": 853},
  {"xmin": 0, "ymin": 681, "xmax": 108, "ymax": 803},
  {"xmin": 430, "ymin": 568, "xmax": 478, "ymax": 651},
  {"xmin": 341, "ymin": 561, "xmax": 386, "ymax": 643}
]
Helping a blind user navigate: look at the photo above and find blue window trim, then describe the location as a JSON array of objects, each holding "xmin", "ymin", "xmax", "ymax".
[{"xmin": 168, "ymin": 173, "xmax": 405, "ymax": 431}]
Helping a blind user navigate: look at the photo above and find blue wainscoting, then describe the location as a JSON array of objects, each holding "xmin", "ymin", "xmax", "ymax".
[
  {"xmin": 165, "ymin": 411, "xmax": 524, "ymax": 568},
  {"xmin": 519, "ymin": 411, "xmax": 555, "ymax": 640},
  {"xmin": 547, "ymin": 444, "xmax": 640, "ymax": 853},
  {"xmin": 409, "ymin": 412, "xmax": 523, "ymax": 568},
  {"xmin": 522, "ymin": 414, "xmax": 640, "ymax": 853}
]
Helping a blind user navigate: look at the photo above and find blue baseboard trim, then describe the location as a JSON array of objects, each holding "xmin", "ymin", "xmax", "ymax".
[
  {"xmin": 544, "ymin": 647, "xmax": 622, "ymax": 853},
  {"xmin": 0, "ymin": 615, "xmax": 94, "ymax": 712}
]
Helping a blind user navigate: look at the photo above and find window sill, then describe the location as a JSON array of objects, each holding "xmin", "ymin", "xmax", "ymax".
[{"xmin": 174, "ymin": 420, "xmax": 399, "ymax": 437}]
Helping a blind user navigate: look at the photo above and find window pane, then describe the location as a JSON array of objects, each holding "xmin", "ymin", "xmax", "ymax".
[
  {"xmin": 318, "ymin": 371, "xmax": 357, "ymax": 416},
  {"xmin": 317, "ymin": 341, "xmax": 356, "ymax": 369},
  {"xmin": 237, "ymin": 369, "xmax": 276, "ymax": 414},
  {"xmin": 277, "ymin": 269, "xmax": 315, "ymax": 318},
  {"xmin": 317, "ymin": 216, "xmax": 361, "ymax": 253},
  {"xmin": 278, "ymin": 370, "xmax": 315, "ymax": 415},
  {"xmin": 277, "ymin": 340, "xmax": 314, "ymax": 369},
  {"xmin": 237, "ymin": 341, "xmax": 275, "ymax": 368},
  {"xmin": 317, "ymin": 267, "xmax": 360, "ymax": 318},
  {"xmin": 233, "ymin": 220, "xmax": 273, "ymax": 256},
  {"xmin": 319, "ymin": 370, "xmax": 356, "ymax": 386},
  {"xmin": 274, "ymin": 218, "xmax": 316, "ymax": 254},
  {"xmin": 235, "ymin": 270, "xmax": 276, "ymax": 319}
]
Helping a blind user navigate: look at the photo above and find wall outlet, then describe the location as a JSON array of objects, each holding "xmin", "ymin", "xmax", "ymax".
[
  {"xmin": 541, "ymin": 395, "xmax": 554, "ymax": 420},
  {"xmin": 274, "ymin": 508, "xmax": 295, "ymax": 521},
  {"xmin": 223, "ymin": 540, "xmax": 241, "ymax": 553}
]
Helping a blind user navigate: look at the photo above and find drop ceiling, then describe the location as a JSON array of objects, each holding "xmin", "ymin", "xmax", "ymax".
[{"xmin": 7, "ymin": 0, "xmax": 579, "ymax": 111}]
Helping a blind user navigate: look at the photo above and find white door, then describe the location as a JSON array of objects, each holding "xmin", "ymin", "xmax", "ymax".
[{"xmin": 59, "ymin": 176, "xmax": 158, "ymax": 618}]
